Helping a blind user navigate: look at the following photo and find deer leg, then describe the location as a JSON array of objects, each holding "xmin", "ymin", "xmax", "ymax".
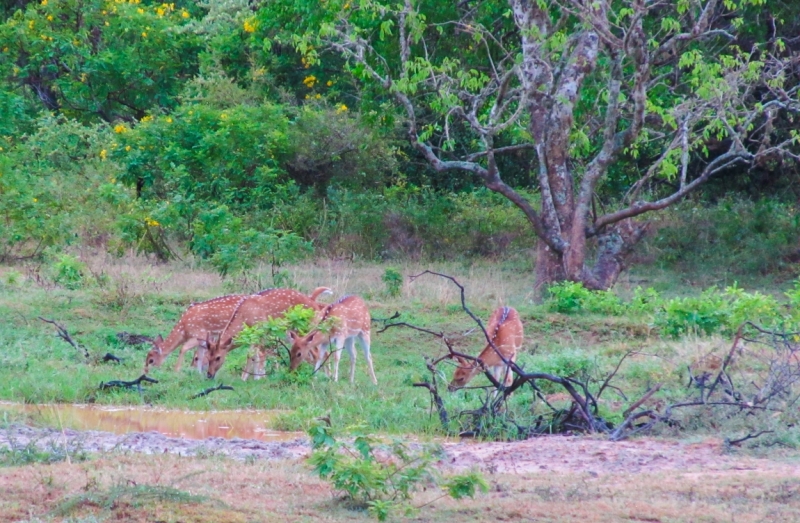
[
  {"xmin": 255, "ymin": 346, "xmax": 266, "ymax": 380},
  {"xmin": 358, "ymin": 331, "xmax": 377, "ymax": 385},
  {"xmin": 344, "ymin": 336, "xmax": 357, "ymax": 384},
  {"xmin": 175, "ymin": 338, "xmax": 200, "ymax": 371},
  {"xmin": 332, "ymin": 338, "xmax": 345, "ymax": 382},
  {"xmin": 315, "ymin": 343, "xmax": 331, "ymax": 377}
]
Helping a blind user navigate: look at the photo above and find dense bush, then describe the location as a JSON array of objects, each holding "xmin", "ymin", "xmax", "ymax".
[
  {"xmin": 545, "ymin": 280, "xmax": 796, "ymax": 338},
  {"xmin": 645, "ymin": 198, "xmax": 800, "ymax": 275}
]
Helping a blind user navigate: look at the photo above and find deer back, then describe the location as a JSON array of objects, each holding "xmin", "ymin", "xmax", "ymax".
[
  {"xmin": 324, "ymin": 295, "xmax": 370, "ymax": 337},
  {"xmin": 476, "ymin": 306, "xmax": 523, "ymax": 367}
]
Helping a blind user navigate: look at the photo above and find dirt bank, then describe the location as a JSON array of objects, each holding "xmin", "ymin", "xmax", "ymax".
[{"xmin": 3, "ymin": 423, "xmax": 799, "ymax": 479}]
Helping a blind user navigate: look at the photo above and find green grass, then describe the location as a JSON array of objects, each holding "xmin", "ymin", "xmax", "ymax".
[{"xmin": 0, "ymin": 258, "xmax": 796, "ymax": 439}]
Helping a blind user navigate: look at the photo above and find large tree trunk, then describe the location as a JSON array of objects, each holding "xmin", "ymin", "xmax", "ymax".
[
  {"xmin": 533, "ymin": 219, "xmax": 649, "ymax": 295},
  {"xmin": 533, "ymin": 240, "xmax": 565, "ymax": 301}
]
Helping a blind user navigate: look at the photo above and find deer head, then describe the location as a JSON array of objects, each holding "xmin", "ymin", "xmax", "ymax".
[
  {"xmin": 205, "ymin": 336, "xmax": 233, "ymax": 379},
  {"xmin": 143, "ymin": 335, "xmax": 165, "ymax": 373},
  {"xmin": 288, "ymin": 330, "xmax": 326, "ymax": 371},
  {"xmin": 191, "ymin": 333, "xmax": 212, "ymax": 373},
  {"xmin": 448, "ymin": 355, "xmax": 481, "ymax": 391}
]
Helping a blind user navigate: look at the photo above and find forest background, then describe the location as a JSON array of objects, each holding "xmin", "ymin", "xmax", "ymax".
[{"xmin": 1, "ymin": 0, "xmax": 800, "ymax": 289}]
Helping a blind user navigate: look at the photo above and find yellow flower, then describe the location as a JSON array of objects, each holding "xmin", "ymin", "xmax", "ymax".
[
  {"xmin": 125, "ymin": 145, "xmax": 131, "ymax": 151},
  {"xmin": 40, "ymin": 0, "xmax": 47, "ymax": 5},
  {"xmin": 113, "ymin": 124, "xmax": 127, "ymax": 133},
  {"xmin": 33, "ymin": 198, "xmax": 38, "ymax": 202},
  {"xmin": 145, "ymin": 218, "xmax": 160, "ymax": 227},
  {"xmin": 28, "ymin": 20, "xmax": 35, "ymax": 30},
  {"xmin": 220, "ymin": 113, "xmax": 228, "ymax": 120},
  {"xmin": 302, "ymin": 75, "xmax": 317, "ymax": 88},
  {"xmin": 326, "ymin": 80, "xmax": 333, "ymax": 86},
  {"xmin": 243, "ymin": 19, "xmax": 256, "ymax": 33},
  {"xmin": 314, "ymin": 93, "xmax": 321, "ymax": 99},
  {"xmin": 2, "ymin": 47, "xmax": 7, "ymax": 52},
  {"xmin": 156, "ymin": 7, "xmax": 165, "ymax": 16},
  {"xmin": 336, "ymin": 103, "xmax": 348, "ymax": 113},
  {"xmin": 137, "ymin": 7, "xmax": 144, "ymax": 13},
  {"xmin": 165, "ymin": 117, "xmax": 172, "ymax": 123},
  {"xmin": 80, "ymin": 72, "xmax": 87, "ymax": 82},
  {"xmin": 141, "ymin": 115, "xmax": 152, "ymax": 122},
  {"xmin": 110, "ymin": 178, "xmax": 116, "ymax": 183},
  {"xmin": 343, "ymin": 2, "xmax": 350, "ymax": 8},
  {"xmin": 99, "ymin": 149, "xmax": 107, "ymax": 160},
  {"xmin": 141, "ymin": 31, "xmax": 147, "ymax": 37},
  {"xmin": 46, "ymin": 15, "xmax": 53, "ymax": 21},
  {"xmin": 181, "ymin": 10, "xmax": 189, "ymax": 18}
]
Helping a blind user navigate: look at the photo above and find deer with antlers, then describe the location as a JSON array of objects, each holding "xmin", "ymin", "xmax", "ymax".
[
  {"xmin": 203, "ymin": 288, "xmax": 332, "ymax": 379},
  {"xmin": 288, "ymin": 295, "xmax": 377, "ymax": 385},
  {"xmin": 144, "ymin": 287, "xmax": 331, "ymax": 374},
  {"xmin": 448, "ymin": 306, "xmax": 523, "ymax": 391}
]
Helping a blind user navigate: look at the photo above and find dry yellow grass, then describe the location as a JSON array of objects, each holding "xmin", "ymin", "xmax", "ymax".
[{"xmin": 0, "ymin": 451, "xmax": 798, "ymax": 523}]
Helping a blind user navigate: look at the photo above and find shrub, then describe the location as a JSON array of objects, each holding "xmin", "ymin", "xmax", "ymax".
[
  {"xmin": 51, "ymin": 254, "xmax": 87, "ymax": 290},
  {"xmin": 307, "ymin": 423, "xmax": 487, "ymax": 521},
  {"xmin": 381, "ymin": 268, "xmax": 403, "ymax": 297},
  {"xmin": 545, "ymin": 281, "xmax": 624, "ymax": 315}
]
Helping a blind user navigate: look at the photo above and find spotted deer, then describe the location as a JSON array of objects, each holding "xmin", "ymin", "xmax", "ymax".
[
  {"xmin": 204, "ymin": 288, "xmax": 331, "ymax": 379},
  {"xmin": 448, "ymin": 306, "xmax": 523, "ymax": 391},
  {"xmin": 145, "ymin": 287, "xmax": 330, "ymax": 374},
  {"xmin": 288, "ymin": 295, "xmax": 376, "ymax": 385}
]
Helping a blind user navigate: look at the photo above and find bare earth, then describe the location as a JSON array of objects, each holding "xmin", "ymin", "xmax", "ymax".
[{"xmin": 3, "ymin": 423, "xmax": 798, "ymax": 477}]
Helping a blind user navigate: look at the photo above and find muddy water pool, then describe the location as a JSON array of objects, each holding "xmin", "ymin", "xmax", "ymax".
[{"xmin": 0, "ymin": 402, "xmax": 303, "ymax": 442}]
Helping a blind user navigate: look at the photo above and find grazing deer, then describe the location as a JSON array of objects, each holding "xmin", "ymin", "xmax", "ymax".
[
  {"xmin": 288, "ymin": 295, "xmax": 377, "ymax": 385},
  {"xmin": 448, "ymin": 306, "xmax": 523, "ymax": 391},
  {"xmin": 204, "ymin": 288, "xmax": 331, "ymax": 379},
  {"xmin": 146, "ymin": 287, "xmax": 330, "ymax": 374}
]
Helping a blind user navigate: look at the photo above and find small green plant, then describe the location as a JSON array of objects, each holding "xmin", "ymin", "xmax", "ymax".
[
  {"xmin": 0, "ymin": 439, "xmax": 88, "ymax": 467},
  {"xmin": 307, "ymin": 423, "xmax": 487, "ymax": 521},
  {"xmin": 52, "ymin": 254, "xmax": 87, "ymax": 290},
  {"xmin": 3, "ymin": 270, "xmax": 22, "ymax": 286},
  {"xmin": 546, "ymin": 281, "xmax": 623, "ymax": 315},
  {"xmin": 382, "ymin": 267, "xmax": 403, "ymax": 298}
]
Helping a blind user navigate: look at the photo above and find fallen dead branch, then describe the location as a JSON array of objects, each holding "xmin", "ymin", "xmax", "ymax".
[
  {"xmin": 190, "ymin": 383, "xmax": 234, "ymax": 399},
  {"xmin": 98, "ymin": 374, "xmax": 158, "ymax": 393},
  {"xmin": 38, "ymin": 317, "xmax": 90, "ymax": 359},
  {"xmin": 101, "ymin": 353, "xmax": 122, "ymax": 364}
]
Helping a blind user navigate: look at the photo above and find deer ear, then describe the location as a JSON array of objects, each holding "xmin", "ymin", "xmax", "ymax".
[
  {"xmin": 454, "ymin": 356, "xmax": 468, "ymax": 366},
  {"xmin": 288, "ymin": 331, "xmax": 298, "ymax": 341},
  {"xmin": 155, "ymin": 334, "xmax": 163, "ymax": 344}
]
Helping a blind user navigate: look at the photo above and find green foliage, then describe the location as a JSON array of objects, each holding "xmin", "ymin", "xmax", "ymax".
[
  {"xmin": 381, "ymin": 268, "xmax": 402, "ymax": 297},
  {"xmin": 0, "ymin": 0, "xmax": 200, "ymax": 121},
  {"xmin": 545, "ymin": 279, "xmax": 791, "ymax": 338},
  {"xmin": 190, "ymin": 205, "xmax": 311, "ymax": 276},
  {"xmin": 234, "ymin": 304, "xmax": 317, "ymax": 369},
  {"xmin": 51, "ymin": 254, "xmax": 87, "ymax": 290},
  {"xmin": 307, "ymin": 423, "xmax": 486, "ymax": 520},
  {"xmin": 0, "ymin": 115, "xmax": 132, "ymax": 259},
  {"xmin": 545, "ymin": 281, "xmax": 624, "ymax": 315},
  {"xmin": 647, "ymin": 198, "xmax": 800, "ymax": 275}
]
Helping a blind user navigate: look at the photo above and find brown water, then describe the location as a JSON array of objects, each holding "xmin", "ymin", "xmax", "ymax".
[{"xmin": 0, "ymin": 402, "xmax": 303, "ymax": 442}]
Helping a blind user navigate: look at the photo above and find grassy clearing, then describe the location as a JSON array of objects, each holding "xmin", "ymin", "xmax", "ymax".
[
  {"xmin": 0, "ymin": 451, "xmax": 798, "ymax": 523},
  {"xmin": 0, "ymin": 256, "xmax": 796, "ymax": 439}
]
